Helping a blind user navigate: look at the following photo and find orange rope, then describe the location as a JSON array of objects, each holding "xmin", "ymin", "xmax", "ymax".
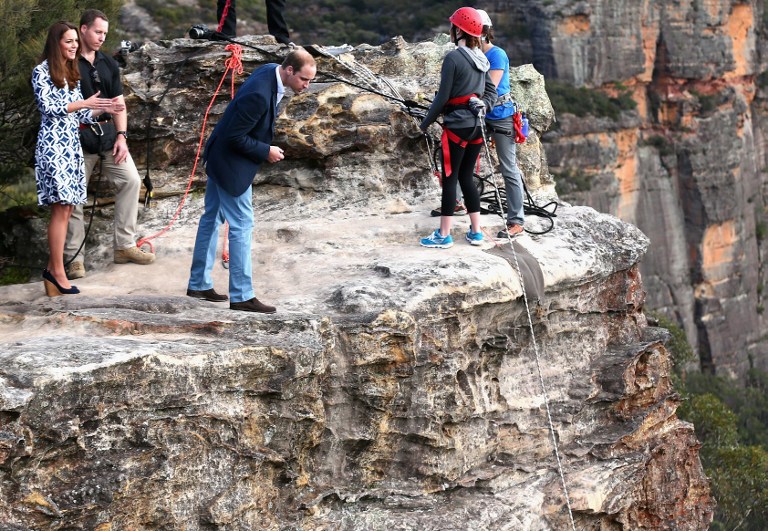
[
  {"xmin": 136, "ymin": 44, "xmax": 244, "ymax": 253},
  {"xmin": 221, "ymin": 222, "xmax": 230, "ymax": 263}
]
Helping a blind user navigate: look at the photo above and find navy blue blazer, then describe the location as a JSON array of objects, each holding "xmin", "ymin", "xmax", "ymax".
[{"xmin": 204, "ymin": 63, "xmax": 279, "ymax": 197}]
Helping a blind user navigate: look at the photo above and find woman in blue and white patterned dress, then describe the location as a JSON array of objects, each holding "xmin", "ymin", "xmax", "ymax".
[{"xmin": 32, "ymin": 21, "xmax": 120, "ymax": 296}]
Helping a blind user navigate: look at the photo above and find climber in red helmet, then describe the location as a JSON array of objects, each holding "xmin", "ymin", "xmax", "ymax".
[{"xmin": 419, "ymin": 7, "xmax": 497, "ymax": 249}]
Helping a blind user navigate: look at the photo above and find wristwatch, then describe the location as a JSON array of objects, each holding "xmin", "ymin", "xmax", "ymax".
[{"xmin": 117, "ymin": 130, "xmax": 128, "ymax": 139}]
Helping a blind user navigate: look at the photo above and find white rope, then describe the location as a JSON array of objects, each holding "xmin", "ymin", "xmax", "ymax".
[
  {"xmin": 477, "ymin": 117, "xmax": 577, "ymax": 530},
  {"xmin": 323, "ymin": 52, "xmax": 575, "ymax": 524}
]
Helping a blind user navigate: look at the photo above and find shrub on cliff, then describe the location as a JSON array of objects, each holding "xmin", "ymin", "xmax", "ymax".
[
  {"xmin": 656, "ymin": 313, "xmax": 768, "ymax": 529},
  {"xmin": 680, "ymin": 392, "xmax": 768, "ymax": 531},
  {"xmin": 677, "ymin": 371, "xmax": 768, "ymax": 529},
  {"xmin": 545, "ymin": 80, "xmax": 636, "ymax": 120}
]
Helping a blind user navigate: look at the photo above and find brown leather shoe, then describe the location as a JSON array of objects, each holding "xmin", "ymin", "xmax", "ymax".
[
  {"xmin": 497, "ymin": 224, "xmax": 524, "ymax": 238},
  {"xmin": 187, "ymin": 288, "xmax": 228, "ymax": 302},
  {"xmin": 230, "ymin": 297, "xmax": 276, "ymax": 314}
]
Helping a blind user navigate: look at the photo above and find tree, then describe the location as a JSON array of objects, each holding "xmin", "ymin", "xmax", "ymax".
[{"xmin": 678, "ymin": 383, "xmax": 768, "ymax": 529}]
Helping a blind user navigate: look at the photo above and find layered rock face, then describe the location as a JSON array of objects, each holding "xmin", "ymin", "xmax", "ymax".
[
  {"xmin": 492, "ymin": 0, "xmax": 767, "ymax": 378},
  {"xmin": 0, "ymin": 38, "xmax": 713, "ymax": 528}
]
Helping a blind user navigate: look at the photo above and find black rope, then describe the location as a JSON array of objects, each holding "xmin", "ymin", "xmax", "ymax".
[
  {"xmin": 315, "ymin": 71, "xmax": 430, "ymax": 112},
  {"xmin": 475, "ymin": 170, "xmax": 557, "ymax": 235},
  {"xmin": 142, "ymin": 52, "xmax": 202, "ymax": 207},
  {"xmin": 0, "ymin": 158, "xmax": 105, "ymax": 276},
  {"xmin": 65, "ymin": 154, "xmax": 105, "ymax": 267},
  {"xmin": 426, "ymin": 120, "xmax": 557, "ymax": 235}
]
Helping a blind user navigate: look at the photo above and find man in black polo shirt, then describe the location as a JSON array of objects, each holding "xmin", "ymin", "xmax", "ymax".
[{"xmin": 64, "ymin": 9, "xmax": 155, "ymax": 279}]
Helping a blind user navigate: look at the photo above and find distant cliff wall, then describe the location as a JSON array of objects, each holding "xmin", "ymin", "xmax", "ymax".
[{"xmin": 490, "ymin": 0, "xmax": 768, "ymax": 379}]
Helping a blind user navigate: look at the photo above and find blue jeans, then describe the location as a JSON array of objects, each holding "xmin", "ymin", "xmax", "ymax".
[
  {"xmin": 492, "ymin": 129, "xmax": 525, "ymax": 226},
  {"xmin": 188, "ymin": 176, "xmax": 254, "ymax": 303}
]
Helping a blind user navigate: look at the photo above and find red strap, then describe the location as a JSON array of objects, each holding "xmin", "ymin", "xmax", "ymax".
[
  {"xmin": 512, "ymin": 111, "xmax": 526, "ymax": 143},
  {"xmin": 446, "ymin": 94, "xmax": 477, "ymax": 106},
  {"xmin": 217, "ymin": 0, "xmax": 232, "ymax": 33},
  {"xmin": 437, "ymin": 94, "xmax": 483, "ymax": 179},
  {"xmin": 440, "ymin": 125, "xmax": 483, "ymax": 177}
]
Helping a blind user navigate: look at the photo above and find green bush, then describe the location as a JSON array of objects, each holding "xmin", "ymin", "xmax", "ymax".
[
  {"xmin": 684, "ymin": 370, "xmax": 768, "ymax": 448},
  {"xmin": 651, "ymin": 308, "xmax": 768, "ymax": 529},
  {"xmin": 706, "ymin": 445, "xmax": 768, "ymax": 531},
  {"xmin": 677, "ymin": 370, "xmax": 768, "ymax": 529},
  {"xmin": 552, "ymin": 166, "xmax": 592, "ymax": 193},
  {"xmin": 678, "ymin": 393, "xmax": 739, "ymax": 450},
  {"xmin": 642, "ymin": 134, "xmax": 674, "ymax": 157},
  {"xmin": 756, "ymin": 220, "xmax": 767, "ymax": 241},
  {"xmin": 546, "ymin": 80, "xmax": 636, "ymax": 121}
]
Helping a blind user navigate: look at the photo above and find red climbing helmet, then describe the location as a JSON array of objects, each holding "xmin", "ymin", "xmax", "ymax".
[{"xmin": 449, "ymin": 7, "xmax": 483, "ymax": 38}]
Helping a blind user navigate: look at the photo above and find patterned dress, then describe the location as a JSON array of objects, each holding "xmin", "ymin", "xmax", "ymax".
[{"xmin": 32, "ymin": 60, "xmax": 92, "ymax": 206}]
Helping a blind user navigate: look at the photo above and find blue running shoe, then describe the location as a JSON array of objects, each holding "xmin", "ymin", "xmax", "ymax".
[
  {"xmin": 466, "ymin": 228, "xmax": 484, "ymax": 246},
  {"xmin": 420, "ymin": 230, "xmax": 454, "ymax": 249}
]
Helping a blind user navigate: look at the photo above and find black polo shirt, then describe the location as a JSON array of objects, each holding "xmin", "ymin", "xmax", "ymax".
[{"xmin": 78, "ymin": 51, "xmax": 123, "ymax": 100}]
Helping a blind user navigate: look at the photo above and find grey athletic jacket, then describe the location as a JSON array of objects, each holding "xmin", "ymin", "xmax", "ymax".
[{"xmin": 421, "ymin": 46, "xmax": 498, "ymax": 130}]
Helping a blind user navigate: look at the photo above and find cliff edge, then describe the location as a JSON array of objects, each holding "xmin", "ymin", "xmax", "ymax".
[{"xmin": 0, "ymin": 36, "xmax": 713, "ymax": 530}]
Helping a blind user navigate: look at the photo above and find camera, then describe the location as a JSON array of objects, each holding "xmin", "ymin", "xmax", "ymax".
[
  {"xmin": 189, "ymin": 24, "xmax": 215, "ymax": 40},
  {"xmin": 115, "ymin": 40, "xmax": 141, "ymax": 67},
  {"xmin": 120, "ymin": 40, "xmax": 140, "ymax": 54}
]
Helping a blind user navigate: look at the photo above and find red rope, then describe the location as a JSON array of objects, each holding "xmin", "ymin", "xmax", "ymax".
[
  {"xmin": 221, "ymin": 222, "xmax": 230, "ymax": 264},
  {"xmin": 217, "ymin": 0, "xmax": 232, "ymax": 33},
  {"xmin": 136, "ymin": 44, "xmax": 244, "ymax": 253}
]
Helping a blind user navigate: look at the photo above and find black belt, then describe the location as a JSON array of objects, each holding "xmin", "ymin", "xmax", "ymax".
[
  {"xmin": 486, "ymin": 121, "xmax": 513, "ymax": 136},
  {"xmin": 494, "ymin": 93, "xmax": 514, "ymax": 108}
]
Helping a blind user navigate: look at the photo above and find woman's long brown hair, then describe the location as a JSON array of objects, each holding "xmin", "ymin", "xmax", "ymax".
[
  {"xmin": 451, "ymin": 25, "xmax": 483, "ymax": 49},
  {"xmin": 41, "ymin": 21, "xmax": 80, "ymax": 90}
]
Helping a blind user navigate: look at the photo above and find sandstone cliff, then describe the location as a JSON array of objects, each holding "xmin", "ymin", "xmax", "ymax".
[
  {"xmin": 490, "ymin": 0, "xmax": 767, "ymax": 379},
  {"xmin": 0, "ymin": 37, "xmax": 713, "ymax": 529}
]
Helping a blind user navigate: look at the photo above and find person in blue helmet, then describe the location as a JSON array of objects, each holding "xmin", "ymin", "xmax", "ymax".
[
  {"xmin": 419, "ymin": 7, "xmax": 497, "ymax": 249},
  {"xmin": 477, "ymin": 9, "xmax": 525, "ymax": 238}
]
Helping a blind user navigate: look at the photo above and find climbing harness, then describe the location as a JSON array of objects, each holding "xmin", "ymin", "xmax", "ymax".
[
  {"xmin": 310, "ymin": 47, "xmax": 556, "ymax": 234},
  {"xmin": 476, "ymin": 112, "xmax": 576, "ymax": 530},
  {"xmin": 437, "ymin": 95, "xmax": 484, "ymax": 177}
]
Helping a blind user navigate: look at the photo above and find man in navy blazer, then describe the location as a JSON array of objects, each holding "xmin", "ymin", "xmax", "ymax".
[{"xmin": 187, "ymin": 48, "xmax": 316, "ymax": 313}]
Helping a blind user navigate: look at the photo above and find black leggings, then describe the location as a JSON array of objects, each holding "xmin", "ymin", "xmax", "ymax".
[{"xmin": 441, "ymin": 126, "xmax": 483, "ymax": 216}]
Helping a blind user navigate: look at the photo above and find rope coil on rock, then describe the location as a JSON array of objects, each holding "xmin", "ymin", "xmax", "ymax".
[{"xmin": 136, "ymin": 44, "xmax": 244, "ymax": 253}]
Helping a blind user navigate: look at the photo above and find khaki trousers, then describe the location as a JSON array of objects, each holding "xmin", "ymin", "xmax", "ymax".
[{"xmin": 65, "ymin": 150, "xmax": 141, "ymax": 263}]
